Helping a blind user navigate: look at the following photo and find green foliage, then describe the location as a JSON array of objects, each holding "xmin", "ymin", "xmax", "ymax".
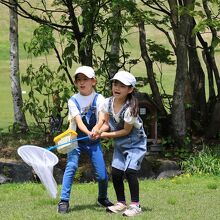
[
  {"xmin": 101, "ymin": 138, "xmax": 114, "ymax": 151},
  {"xmin": 21, "ymin": 64, "xmax": 73, "ymax": 134},
  {"xmin": 162, "ymin": 134, "xmax": 192, "ymax": 159},
  {"xmin": 62, "ymin": 42, "xmax": 77, "ymax": 68},
  {"xmin": 147, "ymin": 39, "xmax": 175, "ymax": 65},
  {"xmin": 164, "ymin": 147, "xmax": 191, "ymax": 160},
  {"xmin": 181, "ymin": 146, "xmax": 220, "ymax": 176},
  {"xmin": 24, "ymin": 25, "xmax": 55, "ymax": 57},
  {"xmin": 192, "ymin": 0, "xmax": 220, "ymax": 52}
]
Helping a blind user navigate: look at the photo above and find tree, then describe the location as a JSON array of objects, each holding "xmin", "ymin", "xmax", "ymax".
[
  {"xmin": 168, "ymin": 0, "xmax": 195, "ymax": 146},
  {"xmin": 140, "ymin": 0, "xmax": 195, "ymax": 146},
  {"xmin": 9, "ymin": 0, "xmax": 28, "ymax": 132},
  {"xmin": 2, "ymin": 0, "xmax": 220, "ymax": 146},
  {"xmin": 138, "ymin": 21, "xmax": 167, "ymax": 116}
]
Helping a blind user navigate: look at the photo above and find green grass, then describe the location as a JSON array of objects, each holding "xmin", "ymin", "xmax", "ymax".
[{"xmin": 0, "ymin": 175, "xmax": 220, "ymax": 220}]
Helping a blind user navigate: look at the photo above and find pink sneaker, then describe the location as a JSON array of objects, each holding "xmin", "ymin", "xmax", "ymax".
[{"xmin": 122, "ymin": 204, "xmax": 142, "ymax": 217}]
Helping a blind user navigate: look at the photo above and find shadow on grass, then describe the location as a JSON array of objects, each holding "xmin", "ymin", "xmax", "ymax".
[
  {"xmin": 68, "ymin": 204, "xmax": 152, "ymax": 213},
  {"xmin": 68, "ymin": 203, "xmax": 105, "ymax": 213},
  {"xmin": 142, "ymin": 206, "xmax": 153, "ymax": 212}
]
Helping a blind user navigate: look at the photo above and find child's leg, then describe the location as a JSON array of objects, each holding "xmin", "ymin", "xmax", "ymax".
[
  {"xmin": 112, "ymin": 167, "xmax": 126, "ymax": 203},
  {"xmin": 121, "ymin": 169, "xmax": 142, "ymax": 217},
  {"xmin": 60, "ymin": 149, "xmax": 80, "ymax": 201},
  {"xmin": 88, "ymin": 143, "xmax": 108, "ymax": 199},
  {"xmin": 125, "ymin": 168, "xmax": 139, "ymax": 203}
]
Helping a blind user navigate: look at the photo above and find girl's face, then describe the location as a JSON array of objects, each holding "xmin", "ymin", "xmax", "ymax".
[
  {"xmin": 112, "ymin": 80, "xmax": 133, "ymax": 100},
  {"xmin": 74, "ymin": 73, "xmax": 96, "ymax": 96}
]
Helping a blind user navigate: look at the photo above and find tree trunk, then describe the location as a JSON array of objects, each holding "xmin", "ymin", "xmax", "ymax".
[
  {"xmin": 202, "ymin": 0, "xmax": 220, "ymax": 98},
  {"xmin": 188, "ymin": 18, "xmax": 207, "ymax": 134},
  {"xmin": 169, "ymin": 0, "xmax": 195, "ymax": 147},
  {"xmin": 172, "ymin": 34, "xmax": 188, "ymax": 146},
  {"xmin": 108, "ymin": 6, "xmax": 122, "ymax": 78},
  {"xmin": 138, "ymin": 21, "xmax": 167, "ymax": 116},
  {"xmin": 9, "ymin": 0, "xmax": 28, "ymax": 131},
  {"xmin": 205, "ymin": 99, "xmax": 220, "ymax": 138}
]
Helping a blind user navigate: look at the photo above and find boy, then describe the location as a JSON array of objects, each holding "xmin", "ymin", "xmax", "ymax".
[{"xmin": 58, "ymin": 66, "xmax": 113, "ymax": 213}]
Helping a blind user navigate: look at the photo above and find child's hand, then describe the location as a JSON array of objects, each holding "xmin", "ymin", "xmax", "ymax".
[
  {"xmin": 91, "ymin": 129, "xmax": 102, "ymax": 140},
  {"xmin": 87, "ymin": 131, "xmax": 95, "ymax": 139}
]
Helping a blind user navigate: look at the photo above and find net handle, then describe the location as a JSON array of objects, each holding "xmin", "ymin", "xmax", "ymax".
[{"xmin": 47, "ymin": 136, "xmax": 89, "ymax": 151}]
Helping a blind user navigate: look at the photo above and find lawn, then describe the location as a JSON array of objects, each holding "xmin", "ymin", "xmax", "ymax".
[{"xmin": 0, "ymin": 175, "xmax": 220, "ymax": 220}]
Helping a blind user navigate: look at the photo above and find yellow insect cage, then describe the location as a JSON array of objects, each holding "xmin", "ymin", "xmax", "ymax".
[{"xmin": 54, "ymin": 129, "xmax": 78, "ymax": 154}]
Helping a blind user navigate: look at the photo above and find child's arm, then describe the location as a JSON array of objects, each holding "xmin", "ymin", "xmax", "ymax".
[
  {"xmin": 100, "ymin": 122, "xmax": 133, "ymax": 139},
  {"xmin": 99, "ymin": 121, "xmax": 109, "ymax": 133},
  {"xmin": 74, "ymin": 115, "xmax": 93, "ymax": 137},
  {"xmin": 92, "ymin": 112, "xmax": 109, "ymax": 139}
]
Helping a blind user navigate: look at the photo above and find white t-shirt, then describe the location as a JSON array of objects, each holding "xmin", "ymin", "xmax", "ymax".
[
  {"xmin": 101, "ymin": 97, "xmax": 142, "ymax": 129},
  {"xmin": 68, "ymin": 91, "xmax": 105, "ymax": 130}
]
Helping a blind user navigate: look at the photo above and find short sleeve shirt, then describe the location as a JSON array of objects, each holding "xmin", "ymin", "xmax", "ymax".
[
  {"xmin": 101, "ymin": 97, "xmax": 142, "ymax": 129},
  {"xmin": 68, "ymin": 91, "xmax": 105, "ymax": 130}
]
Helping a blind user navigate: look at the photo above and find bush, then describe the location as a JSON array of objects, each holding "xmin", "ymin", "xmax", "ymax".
[{"xmin": 181, "ymin": 146, "xmax": 220, "ymax": 176}]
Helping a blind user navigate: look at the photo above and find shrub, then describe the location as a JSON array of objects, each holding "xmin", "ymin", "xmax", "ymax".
[{"xmin": 181, "ymin": 146, "xmax": 220, "ymax": 176}]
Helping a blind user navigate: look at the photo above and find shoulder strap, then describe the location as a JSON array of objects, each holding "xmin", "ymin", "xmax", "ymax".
[
  {"xmin": 70, "ymin": 96, "xmax": 81, "ymax": 112},
  {"xmin": 120, "ymin": 103, "xmax": 129, "ymax": 119},
  {"xmin": 85, "ymin": 93, "xmax": 99, "ymax": 123},
  {"xmin": 91, "ymin": 93, "xmax": 99, "ymax": 108},
  {"xmin": 108, "ymin": 97, "xmax": 113, "ymax": 115}
]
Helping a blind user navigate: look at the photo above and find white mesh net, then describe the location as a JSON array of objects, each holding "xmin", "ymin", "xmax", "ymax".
[{"xmin": 17, "ymin": 145, "xmax": 59, "ymax": 198}]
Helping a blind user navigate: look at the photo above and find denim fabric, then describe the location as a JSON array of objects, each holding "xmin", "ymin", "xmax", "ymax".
[
  {"xmin": 111, "ymin": 127, "xmax": 147, "ymax": 171},
  {"xmin": 60, "ymin": 93, "xmax": 108, "ymax": 201},
  {"xmin": 108, "ymin": 99, "xmax": 147, "ymax": 171},
  {"xmin": 60, "ymin": 142, "xmax": 108, "ymax": 201}
]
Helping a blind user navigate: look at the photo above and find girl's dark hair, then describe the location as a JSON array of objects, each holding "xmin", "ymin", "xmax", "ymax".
[{"xmin": 127, "ymin": 88, "xmax": 139, "ymax": 117}]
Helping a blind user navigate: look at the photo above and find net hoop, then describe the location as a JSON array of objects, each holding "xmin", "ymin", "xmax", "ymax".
[{"xmin": 17, "ymin": 145, "xmax": 59, "ymax": 198}]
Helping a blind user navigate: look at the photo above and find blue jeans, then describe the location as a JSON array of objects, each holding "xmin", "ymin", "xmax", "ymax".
[{"xmin": 60, "ymin": 142, "xmax": 108, "ymax": 201}]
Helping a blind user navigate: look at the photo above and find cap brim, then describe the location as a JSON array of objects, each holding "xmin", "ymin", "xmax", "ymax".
[{"xmin": 111, "ymin": 78, "xmax": 131, "ymax": 86}]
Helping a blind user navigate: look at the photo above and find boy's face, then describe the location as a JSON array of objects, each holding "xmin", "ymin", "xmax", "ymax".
[{"xmin": 74, "ymin": 73, "xmax": 96, "ymax": 96}]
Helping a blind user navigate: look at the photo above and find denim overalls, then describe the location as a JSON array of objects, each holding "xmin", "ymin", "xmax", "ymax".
[
  {"xmin": 60, "ymin": 93, "xmax": 108, "ymax": 201},
  {"xmin": 108, "ymin": 97, "xmax": 147, "ymax": 171}
]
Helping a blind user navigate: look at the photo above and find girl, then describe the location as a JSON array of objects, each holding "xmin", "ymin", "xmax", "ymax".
[
  {"xmin": 57, "ymin": 66, "xmax": 113, "ymax": 214},
  {"xmin": 97, "ymin": 71, "xmax": 147, "ymax": 217}
]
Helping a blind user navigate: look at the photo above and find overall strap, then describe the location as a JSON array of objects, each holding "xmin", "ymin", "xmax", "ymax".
[
  {"xmin": 70, "ymin": 96, "xmax": 81, "ymax": 115},
  {"xmin": 108, "ymin": 97, "xmax": 130, "ymax": 131},
  {"xmin": 108, "ymin": 97, "xmax": 129, "ymax": 119},
  {"xmin": 108, "ymin": 97, "xmax": 113, "ymax": 115},
  {"xmin": 119, "ymin": 102, "xmax": 129, "ymax": 119},
  {"xmin": 91, "ymin": 93, "xmax": 99, "ymax": 108},
  {"xmin": 85, "ymin": 93, "xmax": 99, "ymax": 124}
]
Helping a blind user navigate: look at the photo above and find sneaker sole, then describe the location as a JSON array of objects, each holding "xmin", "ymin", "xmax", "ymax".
[
  {"xmin": 106, "ymin": 207, "xmax": 127, "ymax": 213},
  {"xmin": 106, "ymin": 208, "xmax": 118, "ymax": 213},
  {"xmin": 122, "ymin": 211, "xmax": 141, "ymax": 217},
  {"xmin": 57, "ymin": 207, "xmax": 69, "ymax": 214}
]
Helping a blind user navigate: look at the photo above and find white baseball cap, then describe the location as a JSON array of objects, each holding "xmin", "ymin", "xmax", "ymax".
[
  {"xmin": 111, "ymin": 71, "xmax": 136, "ymax": 87},
  {"xmin": 74, "ymin": 66, "xmax": 95, "ymax": 78}
]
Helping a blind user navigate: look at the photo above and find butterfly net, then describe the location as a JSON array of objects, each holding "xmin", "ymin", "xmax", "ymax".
[{"xmin": 17, "ymin": 145, "xmax": 59, "ymax": 198}]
